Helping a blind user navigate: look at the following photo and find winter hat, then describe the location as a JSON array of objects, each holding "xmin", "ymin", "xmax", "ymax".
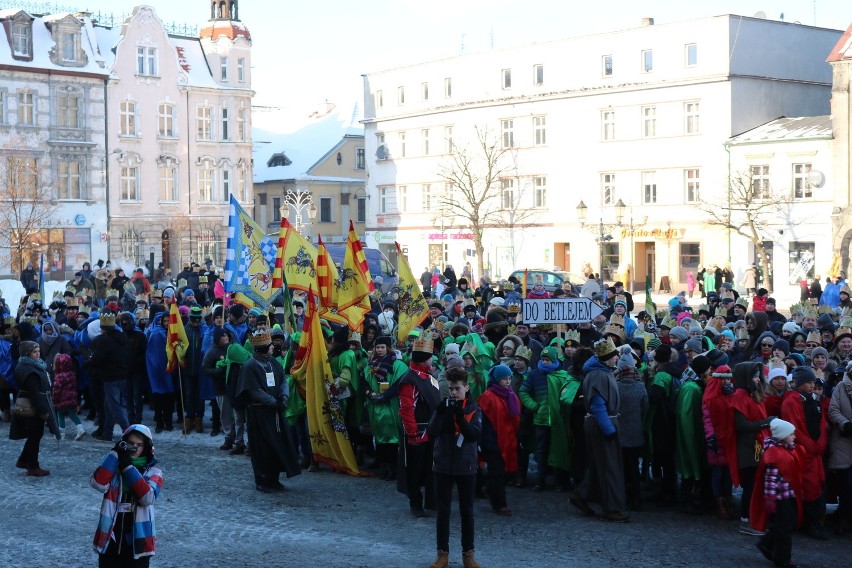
[
  {"xmin": 178, "ymin": 305, "xmax": 189, "ymax": 317},
  {"xmin": 767, "ymin": 366, "xmax": 788, "ymax": 383},
  {"xmin": 684, "ymin": 338, "xmax": 704, "ymax": 353},
  {"xmin": 791, "ymin": 366, "xmax": 817, "ymax": 387},
  {"xmin": 19, "ymin": 340, "xmax": 39, "ymax": 357},
  {"xmin": 772, "ymin": 338, "xmax": 790, "ymax": 356},
  {"xmin": 184, "ymin": 289, "xmax": 196, "ymax": 298},
  {"xmin": 720, "ymin": 329, "xmax": 735, "ymax": 341},
  {"xmin": 374, "ymin": 336, "xmax": 394, "ymax": 349},
  {"xmin": 489, "ymin": 297, "xmax": 505, "ymax": 307},
  {"xmin": 653, "ymin": 344, "xmax": 673, "ymax": 364},
  {"xmin": 487, "ymin": 364, "xmax": 513, "ymax": 385},
  {"xmin": 785, "ymin": 353, "xmax": 806, "ymax": 367},
  {"xmin": 647, "ymin": 337, "xmax": 662, "ymax": 350},
  {"xmin": 541, "ymin": 346, "xmax": 560, "ymax": 363},
  {"xmin": 212, "ymin": 327, "xmax": 229, "ymax": 345},
  {"xmin": 782, "ymin": 322, "xmax": 801, "ymax": 335},
  {"xmin": 711, "ymin": 364, "xmax": 733, "ymax": 379},
  {"xmin": 811, "ymin": 346, "xmax": 829, "ymax": 360},
  {"xmin": 669, "ymin": 327, "xmax": 689, "ymax": 342},
  {"xmin": 690, "ymin": 355, "xmax": 712, "ymax": 377},
  {"xmin": 817, "ymin": 313, "xmax": 835, "ymax": 330},
  {"xmin": 444, "ymin": 343, "xmax": 460, "ymax": 356},
  {"xmin": 769, "ymin": 418, "xmax": 795, "ymax": 440},
  {"xmin": 668, "ymin": 297, "xmax": 680, "ymax": 309},
  {"xmin": 189, "ymin": 307, "xmax": 203, "ymax": 319},
  {"xmin": 706, "ymin": 349, "xmax": 729, "ymax": 368},
  {"xmin": 617, "ymin": 348, "xmax": 636, "ymax": 370},
  {"xmin": 122, "ymin": 423, "xmax": 155, "ymax": 457},
  {"xmin": 445, "ymin": 354, "xmax": 464, "ymax": 369}
]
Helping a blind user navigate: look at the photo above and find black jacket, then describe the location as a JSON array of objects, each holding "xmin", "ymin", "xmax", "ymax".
[
  {"xmin": 88, "ymin": 329, "xmax": 129, "ymax": 381},
  {"xmin": 427, "ymin": 397, "xmax": 482, "ymax": 476}
]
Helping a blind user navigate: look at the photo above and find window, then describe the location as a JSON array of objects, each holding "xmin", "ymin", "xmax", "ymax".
[
  {"xmin": 272, "ymin": 197, "xmax": 281, "ymax": 222},
  {"xmin": 602, "ymin": 110, "xmax": 615, "ymax": 141},
  {"xmin": 601, "ymin": 243, "xmax": 620, "ymax": 281},
  {"xmin": 356, "ymin": 148, "xmax": 365, "ymax": 170},
  {"xmin": 533, "ymin": 64, "xmax": 544, "ymax": 86},
  {"xmin": 61, "ymin": 33, "xmax": 77, "ymax": 62},
  {"xmin": 17, "ymin": 92, "xmax": 34, "ymax": 126},
  {"xmin": 7, "ymin": 157, "xmax": 37, "ymax": 197},
  {"xmin": 319, "ymin": 197, "xmax": 332, "ymax": 222},
  {"xmin": 120, "ymin": 166, "xmax": 139, "ymax": 201},
  {"xmin": 685, "ymin": 169, "xmax": 700, "ymax": 203},
  {"xmin": 641, "ymin": 49, "xmax": 653, "ymax": 72},
  {"xmin": 196, "ymin": 106, "xmax": 213, "ymax": 141},
  {"xmin": 534, "ymin": 176, "xmax": 547, "ymax": 208},
  {"xmin": 444, "ymin": 183, "xmax": 456, "ymax": 208},
  {"xmin": 237, "ymin": 108, "xmax": 247, "ymax": 141},
  {"xmin": 239, "ymin": 167, "xmax": 250, "ymax": 201},
  {"xmin": 793, "ymin": 163, "xmax": 813, "ymax": 199},
  {"xmin": 12, "ymin": 23, "xmax": 31, "ymax": 56},
  {"xmin": 397, "ymin": 86, "xmax": 405, "ymax": 105},
  {"xmin": 198, "ymin": 161, "xmax": 215, "ymax": 201},
  {"xmin": 397, "ymin": 131, "xmax": 406, "ymax": 158},
  {"xmin": 685, "ymin": 102, "xmax": 700, "ymax": 134},
  {"xmin": 685, "ymin": 43, "xmax": 698, "ymax": 67},
  {"xmin": 119, "ymin": 100, "xmax": 136, "ymax": 136},
  {"xmin": 158, "ymin": 103, "xmax": 175, "ymax": 137},
  {"xmin": 221, "ymin": 108, "xmax": 230, "ymax": 141},
  {"xmin": 533, "ymin": 116, "xmax": 546, "ymax": 146},
  {"xmin": 58, "ymin": 160, "xmax": 81, "ymax": 199},
  {"xmin": 445, "ymin": 126, "xmax": 453, "ymax": 153},
  {"xmin": 159, "ymin": 164, "xmax": 178, "ymax": 202},
  {"xmin": 0, "ymin": 91, "xmax": 5, "ymax": 124},
  {"xmin": 501, "ymin": 119, "xmax": 514, "ymax": 148},
  {"xmin": 789, "ymin": 242, "xmax": 816, "ymax": 280},
  {"xmin": 379, "ymin": 187, "xmax": 388, "ymax": 213},
  {"xmin": 642, "ymin": 106, "xmax": 656, "ymax": 137},
  {"xmin": 422, "ymin": 184, "xmax": 433, "ymax": 212},
  {"xmin": 237, "ymin": 58, "xmax": 245, "ymax": 82},
  {"xmin": 501, "ymin": 179, "xmax": 515, "ymax": 209},
  {"xmin": 679, "ymin": 243, "xmax": 701, "ymax": 282},
  {"xmin": 444, "ymin": 77, "xmax": 452, "ymax": 98},
  {"xmin": 601, "ymin": 173, "xmax": 616, "ymax": 205},
  {"xmin": 602, "ymin": 55, "xmax": 613, "ymax": 77},
  {"xmin": 750, "ymin": 165, "xmax": 770, "ymax": 199},
  {"xmin": 502, "ymin": 69, "xmax": 512, "ymax": 89},
  {"xmin": 376, "ymin": 90, "xmax": 383, "ymax": 108},
  {"xmin": 57, "ymin": 95, "xmax": 78, "ymax": 128},
  {"xmin": 220, "ymin": 56, "xmax": 228, "ymax": 81},
  {"xmin": 422, "ymin": 82, "xmax": 429, "ymax": 101},
  {"xmin": 642, "ymin": 171, "xmax": 657, "ymax": 204},
  {"xmin": 397, "ymin": 185, "xmax": 407, "ymax": 212},
  {"xmin": 220, "ymin": 169, "xmax": 230, "ymax": 202},
  {"xmin": 356, "ymin": 197, "xmax": 366, "ymax": 223},
  {"xmin": 422, "ymin": 129, "xmax": 430, "ymax": 155},
  {"xmin": 136, "ymin": 47, "xmax": 157, "ymax": 76}
]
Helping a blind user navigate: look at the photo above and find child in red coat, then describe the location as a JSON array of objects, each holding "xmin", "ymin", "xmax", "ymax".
[{"xmin": 51, "ymin": 353, "xmax": 86, "ymax": 440}]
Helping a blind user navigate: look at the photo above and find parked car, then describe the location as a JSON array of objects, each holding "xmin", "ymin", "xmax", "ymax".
[
  {"xmin": 325, "ymin": 244, "xmax": 398, "ymax": 295},
  {"xmin": 508, "ymin": 269, "xmax": 582, "ymax": 295}
]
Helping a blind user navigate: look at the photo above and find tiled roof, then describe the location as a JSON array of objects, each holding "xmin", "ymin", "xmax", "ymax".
[
  {"xmin": 827, "ymin": 22, "xmax": 852, "ymax": 62},
  {"xmin": 729, "ymin": 116, "xmax": 832, "ymax": 143}
]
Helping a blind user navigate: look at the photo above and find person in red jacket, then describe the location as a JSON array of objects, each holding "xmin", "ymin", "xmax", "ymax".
[
  {"xmin": 751, "ymin": 419, "xmax": 804, "ymax": 568},
  {"xmin": 478, "ymin": 364, "xmax": 521, "ymax": 516},
  {"xmin": 780, "ymin": 366, "xmax": 828, "ymax": 540}
]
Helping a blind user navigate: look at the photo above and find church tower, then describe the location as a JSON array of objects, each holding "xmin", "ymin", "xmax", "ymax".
[{"xmin": 200, "ymin": 0, "xmax": 252, "ymax": 85}]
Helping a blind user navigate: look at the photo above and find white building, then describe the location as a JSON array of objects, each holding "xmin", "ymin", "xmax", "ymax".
[
  {"xmin": 361, "ymin": 14, "xmax": 842, "ymax": 295},
  {"xmin": 0, "ymin": 8, "xmax": 109, "ymax": 278},
  {"xmin": 98, "ymin": 1, "xmax": 253, "ymax": 271}
]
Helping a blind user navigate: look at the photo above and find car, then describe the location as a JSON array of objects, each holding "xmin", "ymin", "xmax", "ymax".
[
  {"xmin": 325, "ymin": 244, "xmax": 399, "ymax": 296},
  {"xmin": 507, "ymin": 269, "xmax": 582, "ymax": 295}
]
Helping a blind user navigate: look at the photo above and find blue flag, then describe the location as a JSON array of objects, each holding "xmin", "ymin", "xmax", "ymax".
[
  {"xmin": 38, "ymin": 253, "xmax": 45, "ymax": 300},
  {"xmin": 224, "ymin": 195, "xmax": 281, "ymax": 309}
]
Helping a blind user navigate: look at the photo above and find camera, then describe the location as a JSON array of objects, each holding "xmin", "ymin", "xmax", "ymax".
[
  {"xmin": 118, "ymin": 441, "xmax": 138, "ymax": 453},
  {"xmin": 444, "ymin": 398, "xmax": 457, "ymax": 408}
]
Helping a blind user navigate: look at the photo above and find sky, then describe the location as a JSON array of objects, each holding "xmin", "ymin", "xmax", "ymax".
[{"xmin": 47, "ymin": 0, "xmax": 852, "ymax": 130}]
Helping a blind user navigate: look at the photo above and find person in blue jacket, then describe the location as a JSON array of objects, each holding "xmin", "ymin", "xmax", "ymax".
[{"xmin": 145, "ymin": 313, "xmax": 175, "ymax": 432}]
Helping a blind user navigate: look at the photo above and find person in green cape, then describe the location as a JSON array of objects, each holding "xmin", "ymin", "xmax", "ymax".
[
  {"xmin": 519, "ymin": 346, "xmax": 573, "ymax": 491},
  {"xmin": 276, "ymin": 329, "xmax": 315, "ymax": 471},
  {"xmin": 675, "ymin": 354, "xmax": 712, "ymax": 514},
  {"xmin": 366, "ymin": 336, "xmax": 408, "ymax": 480},
  {"xmin": 329, "ymin": 325, "xmax": 368, "ymax": 465},
  {"xmin": 221, "ymin": 330, "xmax": 252, "ymax": 455}
]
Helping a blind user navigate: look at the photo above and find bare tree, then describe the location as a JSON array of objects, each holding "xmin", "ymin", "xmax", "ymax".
[
  {"xmin": 0, "ymin": 136, "xmax": 59, "ymax": 274},
  {"xmin": 437, "ymin": 126, "xmax": 514, "ymax": 279},
  {"xmin": 700, "ymin": 169, "xmax": 801, "ymax": 292}
]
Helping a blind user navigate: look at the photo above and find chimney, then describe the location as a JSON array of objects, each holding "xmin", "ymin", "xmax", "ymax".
[{"xmin": 642, "ymin": 17, "xmax": 655, "ymax": 26}]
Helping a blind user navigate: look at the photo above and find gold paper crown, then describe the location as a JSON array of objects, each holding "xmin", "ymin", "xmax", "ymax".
[
  {"xmin": 836, "ymin": 318, "xmax": 852, "ymax": 339},
  {"xmin": 502, "ymin": 281, "xmax": 514, "ymax": 291},
  {"xmin": 463, "ymin": 298, "xmax": 476, "ymax": 308},
  {"xmin": 99, "ymin": 313, "xmax": 116, "ymax": 327},
  {"xmin": 735, "ymin": 297, "xmax": 749, "ymax": 309},
  {"xmin": 720, "ymin": 290, "xmax": 735, "ymax": 301},
  {"xmin": 593, "ymin": 337, "xmax": 618, "ymax": 359},
  {"xmin": 134, "ymin": 309, "xmax": 150, "ymax": 320},
  {"xmin": 790, "ymin": 302, "xmax": 804, "ymax": 316},
  {"xmin": 603, "ymin": 314, "xmax": 626, "ymax": 342},
  {"xmin": 659, "ymin": 315, "xmax": 677, "ymax": 329},
  {"xmin": 805, "ymin": 330, "xmax": 822, "ymax": 344},
  {"xmin": 697, "ymin": 304, "xmax": 709, "ymax": 313},
  {"xmin": 656, "ymin": 308, "xmax": 669, "ymax": 320},
  {"xmin": 506, "ymin": 301, "xmax": 521, "ymax": 314},
  {"xmin": 807, "ymin": 298, "xmax": 818, "ymax": 306},
  {"xmin": 802, "ymin": 304, "xmax": 818, "ymax": 318},
  {"xmin": 564, "ymin": 329, "xmax": 581, "ymax": 345},
  {"xmin": 840, "ymin": 285, "xmax": 852, "ymax": 296},
  {"xmin": 736, "ymin": 328, "xmax": 750, "ymax": 341},
  {"xmin": 28, "ymin": 293, "xmax": 41, "ymax": 302},
  {"xmin": 515, "ymin": 345, "xmax": 533, "ymax": 361},
  {"xmin": 412, "ymin": 337, "xmax": 434, "ymax": 353},
  {"xmin": 349, "ymin": 331, "xmax": 362, "ymax": 344},
  {"xmin": 714, "ymin": 307, "xmax": 728, "ymax": 318},
  {"xmin": 250, "ymin": 330, "xmax": 272, "ymax": 346},
  {"xmin": 613, "ymin": 294, "xmax": 627, "ymax": 307},
  {"xmin": 3, "ymin": 316, "xmax": 15, "ymax": 326},
  {"xmin": 151, "ymin": 289, "xmax": 163, "ymax": 298},
  {"xmin": 608, "ymin": 313, "xmax": 626, "ymax": 328},
  {"xmin": 817, "ymin": 305, "xmax": 833, "ymax": 315},
  {"xmin": 178, "ymin": 278, "xmax": 188, "ymax": 289},
  {"xmin": 65, "ymin": 297, "xmax": 78, "ymax": 308},
  {"xmin": 199, "ymin": 276, "xmax": 208, "ymax": 283}
]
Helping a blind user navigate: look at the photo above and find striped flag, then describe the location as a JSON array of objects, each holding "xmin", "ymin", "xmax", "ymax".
[
  {"xmin": 38, "ymin": 253, "xmax": 45, "ymax": 300},
  {"xmin": 335, "ymin": 222, "xmax": 372, "ymax": 329},
  {"xmin": 316, "ymin": 235, "xmax": 347, "ymax": 326},
  {"xmin": 395, "ymin": 241, "xmax": 429, "ymax": 344},
  {"xmin": 272, "ymin": 218, "xmax": 318, "ymax": 294},
  {"xmin": 522, "ymin": 268, "xmax": 528, "ymax": 297},
  {"xmin": 224, "ymin": 195, "xmax": 280, "ymax": 309},
  {"xmin": 645, "ymin": 275, "xmax": 655, "ymax": 318},
  {"xmin": 165, "ymin": 302, "xmax": 188, "ymax": 373},
  {"xmin": 348, "ymin": 221, "xmax": 374, "ymax": 292}
]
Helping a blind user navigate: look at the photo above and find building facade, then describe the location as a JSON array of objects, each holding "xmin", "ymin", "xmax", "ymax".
[
  {"xmin": 361, "ymin": 15, "xmax": 842, "ymax": 295},
  {"xmin": 829, "ymin": 23, "xmax": 852, "ymax": 277},
  {"xmin": 0, "ymin": 8, "xmax": 109, "ymax": 278},
  {"xmin": 101, "ymin": 1, "xmax": 253, "ymax": 271}
]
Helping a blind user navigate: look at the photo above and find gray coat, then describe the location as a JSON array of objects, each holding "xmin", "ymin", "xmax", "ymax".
[
  {"xmin": 616, "ymin": 377, "xmax": 649, "ymax": 448},
  {"xmin": 828, "ymin": 376, "xmax": 852, "ymax": 470}
]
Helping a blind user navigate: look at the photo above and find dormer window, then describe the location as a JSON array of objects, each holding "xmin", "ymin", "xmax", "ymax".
[
  {"xmin": 137, "ymin": 47, "xmax": 158, "ymax": 76},
  {"xmin": 61, "ymin": 32, "xmax": 78, "ymax": 62},
  {"xmin": 12, "ymin": 22, "xmax": 31, "ymax": 56}
]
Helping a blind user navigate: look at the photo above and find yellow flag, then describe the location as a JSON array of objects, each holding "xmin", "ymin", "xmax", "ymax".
[
  {"xmin": 337, "ymin": 221, "xmax": 372, "ymax": 329},
  {"xmin": 165, "ymin": 302, "xmax": 188, "ymax": 373},
  {"xmin": 395, "ymin": 241, "xmax": 429, "ymax": 344},
  {"xmin": 290, "ymin": 290, "xmax": 362, "ymax": 475},
  {"xmin": 274, "ymin": 218, "xmax": 319, "ymax": 294},
  {"xmin": 316, "ymin": 235, "xmax": 348, "ymax": 326}
]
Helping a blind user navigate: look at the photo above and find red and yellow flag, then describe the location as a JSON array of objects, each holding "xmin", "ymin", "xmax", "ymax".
[
  {"xmin": 165, "ymin": 302, "xmax": 188, "ymax": 373},
  {"xmin": 290, "ymin": 289, "xmax": 362, "ymax": 475},
  {"xmin": 395, "ymin": 241, "xmax": 429, "ymax": 344},
  {"xmin": 272, "ymin": 218, "xmax": 318, "ymax": 293},
  {"xmin": 336, "ymin": 221, "xmax": 373, "ymax": 329},
  {"xmin": 316, "ymin": 235, "xmax": 347, "ymax": 326},
  {"xmin": 348, "ymin": 220, "xmax": 374, "ymax": 292}
]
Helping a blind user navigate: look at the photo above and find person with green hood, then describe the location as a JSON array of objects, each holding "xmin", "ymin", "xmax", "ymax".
[
  {"xmin": 675, "ymin": 354, "xmax": 712, "ymax": 514},
  {"xmin": 519, "ymin": 346, "xmax": 574, "ymax": 491},
  {"xmin": 366, "ymin": 336, "xmax": 409, "ymax": 480},
  {"xmin": 221, "ymin": 330, "xmax": 252, "ymax": 455}
]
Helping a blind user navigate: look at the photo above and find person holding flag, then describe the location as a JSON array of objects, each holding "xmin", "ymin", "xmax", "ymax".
[{"xmin": 394, "ymin": 242, "xmax": 429, "ymax": 346}]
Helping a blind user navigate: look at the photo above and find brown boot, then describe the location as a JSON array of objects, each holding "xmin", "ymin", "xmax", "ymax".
[
  {"xmin": 429, "ymin": 550, "xmax": 449, "ymax": 568},
  {"xmin": 715, "ymin": 497, "xmax": 733, "ymax": 520},
  {"xmin": 183, "ymin": 420, "xmax": 193, "ymax": 435},
  {"xmin": 195, "ymin": 417, "xmax": 204, "ymax": 434},
  {"xmin": 462, "ymin": 550, "xmax": 480, "ymax": 568}
]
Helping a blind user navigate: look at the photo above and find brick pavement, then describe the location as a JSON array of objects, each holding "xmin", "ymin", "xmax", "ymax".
[{"xmin": 0, "ymin": 413, "xmax": 847, "ymax": 568}]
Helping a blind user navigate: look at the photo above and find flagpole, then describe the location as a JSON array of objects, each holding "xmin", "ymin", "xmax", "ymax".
[{"xmin": 177, "ymin": 363, "xmax": 188, "ymax": 436}]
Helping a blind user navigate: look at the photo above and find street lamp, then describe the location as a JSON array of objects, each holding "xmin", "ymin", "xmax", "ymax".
[
  {"xmin": 282, "ymin": 189, "xmax": 315, "ymax": 235},
  {"xmin": 577, "ymin": 199, "xmax": 624, "ymax": 290}
]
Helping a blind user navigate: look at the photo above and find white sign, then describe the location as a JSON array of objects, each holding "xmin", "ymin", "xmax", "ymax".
[{"xmin": 522, "ymin": 298, "xmax": 605, "ymax": 324}]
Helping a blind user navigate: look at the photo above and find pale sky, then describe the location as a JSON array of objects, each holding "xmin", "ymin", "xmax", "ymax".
[{"xmin": 68, "ymin": 0, "xmax": 852, "ymax": 129}]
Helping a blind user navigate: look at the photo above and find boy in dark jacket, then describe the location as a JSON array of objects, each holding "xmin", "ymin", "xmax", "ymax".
[{"xmin": 426, "ymin": 367, "xmax": 483, "ymax": 568}]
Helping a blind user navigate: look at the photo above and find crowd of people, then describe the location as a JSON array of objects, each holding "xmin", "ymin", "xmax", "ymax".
[{"xmin": 3, "ymin": 259, "xmax": 852, "ymax": 568}]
